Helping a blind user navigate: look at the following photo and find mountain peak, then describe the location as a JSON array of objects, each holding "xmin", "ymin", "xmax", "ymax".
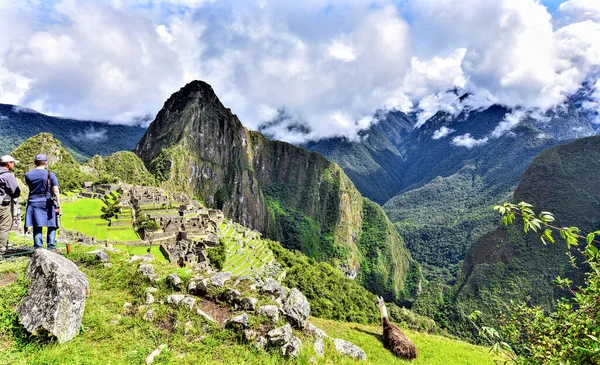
[{"xmin": 162, "ymin": 80, "xmax": 225, "ymax": 114}]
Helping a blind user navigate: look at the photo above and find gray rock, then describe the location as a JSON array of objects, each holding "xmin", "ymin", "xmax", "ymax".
[
  {"xmin": 255, "ymin": 336, "xmax": 268, "ymax": 350},
  {"xmin": 181, "ymin": 296, "xmax": 196, "ymax": 309},
  {"xmin": 210, "ymin": 272, "xmax": 232, "ymax": 287},
  {"xmin": 267, "ymin": 324, "xmax": 292, "ymax": 345},
  {"xmin": 123, "ymin": 302, "xmax": 133, "ymax": 313},
  {"xmin": 16, "ymin": 249, "xmax": 90, "ymax": 343},
  {"xmin": 261, "ymin": 278, "xmax": 287, "ymax": 298},
  {"xmin": 137, "ymin": 263, "xmax": 156, "ymax": 281},
  {"xmin": 143, "ymin": 308, "xmax": 154, "ymax": 322},
  {"xmin": 243, "ymin": 328, "xmax": 260, "ymax": 342},
  {"xmin": 88, "ymin": 249, "xmax": 110, "ymax": 263},
  {"xmin": 220, "ymin": 288, "xmax": 241, "ymax": 304},
  {"xmin": 130, "ymin": 254, "xmax": 154, "ymax": 262},
  {"xmin": 257, "ymin": 305, "xmax": 279, "ymax": 323},
  {"xmin": 282, "ymin": 288, "xmax": 310, "ymax": 329},
  {"xmin": 196, "ymin": 308, "xmax": 216, "ymax": 323},
  {"xmin": 145, "ymin": 292, "xmax": 155, "ymax": 305},
  {"xmin": 188, "ymin": 278, "xmax": 209, "ymax": 296},
  {"xmin": 332, "ymin": 338, "xmax": 367, "ymax": 361},
  {"xmin": 187, "ymin": 280, "xmax": 197, "ymax": 293},
  {"xmin": 282, "ymin": 336, "xmax": 302, "ymax": 357},
  {"xmin": 239, "ymin": 297, "xmax": 258, "ymax": 311},
  {"xmin": 167, "ymin": 294, "xmax": 186, "ymax": 306},
  {"xmin": 103, "ymin": 263, "xmax": 113, "ymax": 268},
  {"xmin": 145, "ymin": 344, "xmax": 166, "ymax": 364},
  {"xmin": 167, "ymin": 273, "xmax": 183, "ymax": 290},
  {"xmin": 307, "ymin": 322, "xmax": 328, "ymax": 339},
  {"xmin": 314, "ymin": 337, "xmax": 324, "ymax": 357},
  {"xmin": 226, "ymin": 313, "xmax": 249, "ymax": 329}
]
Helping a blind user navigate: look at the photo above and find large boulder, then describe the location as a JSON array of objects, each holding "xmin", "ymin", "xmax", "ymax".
[
  {"xmin": 282, "ymin": 288, "xmax": 310, "ymax": 329},
  {"xmin": 16, "ymin": 249, "xmax": 90, "ymax": 343}
]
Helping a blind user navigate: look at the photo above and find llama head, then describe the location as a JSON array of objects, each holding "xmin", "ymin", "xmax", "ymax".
[{"xmin": 375, "ymin": 295, "xmax": 385, "ymax": 309}]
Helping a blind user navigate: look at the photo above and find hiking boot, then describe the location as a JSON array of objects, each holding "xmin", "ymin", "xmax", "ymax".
[{"xmin": 49, "ymin": 248, "xmax": 63, "ymax": 255}]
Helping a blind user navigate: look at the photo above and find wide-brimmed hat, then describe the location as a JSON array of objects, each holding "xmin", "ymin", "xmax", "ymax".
[{"xmin": 0, "ymin": 155, "xmax": 18, "ymax": 164}]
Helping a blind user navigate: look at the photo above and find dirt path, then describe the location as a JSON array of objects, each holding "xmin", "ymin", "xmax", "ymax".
[{"xmin": 0, "ymin": 272, "xmax": 18, "ymax": 287}]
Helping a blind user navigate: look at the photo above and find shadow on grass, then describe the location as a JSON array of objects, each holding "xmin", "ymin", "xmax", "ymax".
[{"xmin": 353, "ymin": 325, "xmax": 384, "ymax": 342}]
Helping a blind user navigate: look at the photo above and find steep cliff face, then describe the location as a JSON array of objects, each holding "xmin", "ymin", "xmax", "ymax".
[
  {"xmin": 135, "ymin": 81, "xmax": 417, "ymax": 301},
  {"xmin": 453, "ymin": 135, "xmax": 600, "ymax": 325}
]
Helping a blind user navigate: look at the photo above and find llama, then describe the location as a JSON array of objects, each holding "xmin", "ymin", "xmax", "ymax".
[{"xmin": 376, "ymin": 296, "xmax": 418, "ymax": 360}]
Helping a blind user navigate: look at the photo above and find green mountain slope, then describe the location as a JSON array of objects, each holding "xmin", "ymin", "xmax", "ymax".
[
  {"xmin": 0, "ymin": 104, "xmax": 146, "ymax": 161},
  {"xmin": 135, "ymin": 80, "xmax": 419, "ymax": 302},
  {"xmin": 452, "ymin": 135, "xmax": 600, "ymax": 328}
]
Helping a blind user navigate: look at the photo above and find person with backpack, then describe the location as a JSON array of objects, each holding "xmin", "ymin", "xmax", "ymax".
[
  {"xmin": 0, "ymin": 155, "xmax": 21, "ymax": 253},
  {"xmin": 24, "ymin": 154, "xmax": 61, "ymax": 252}
]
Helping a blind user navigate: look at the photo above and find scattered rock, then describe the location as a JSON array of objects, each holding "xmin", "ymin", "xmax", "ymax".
[
  {"xmin": 167, "ymin": 295, "xmax": 186, "ymax": 306},
  {"xmin": 143, "ymin": 308, "xmax": 154, "ymax": 322},
  {"xmin": 226, "ymin": 313, "xmax": 249, "ymax": 329},
  {"xmin": 332, "ymin": 338, "xmax": 367, "ymax": 361},
  {"xmin": 282, "ymin": 288, "xmax": 310, "ymax": 329},
  {"xmin": 145, "ymin": 344, "xmax": 167, "ymax": 364},
  {"xmin": 220, "ymin": 288, "xmax": 241, "ymax": 304},
  {"xmin": 307, "ymin": 322, "xmax": 328, "ymax": 339},
  {"xmin": 257, "ymin": 305, "xmax": 279, "ymax": 323},
  {"xmin": 281, "ymin": 336, "xmax": 302, "ymax": 357},
  {"xmin": 88, "ymin": 249, "xmax": 110, "ymax": 263},
  {"xmin": 210, "ymin": 272, "xmax": 232, "ymax": 287},
  {"xmin": 16, "ymin": 250, "xmax": 90, "ymax": 343},
  {"xmin": 255, "ymin": 336, "xmax": 268, "ymax": 350},
  {"xmin": 196, "ymin": 308, "xmax": 216, "ymax": 323},
  {"xmin": 167, "ymin": 273, "xmax": 183, "ymax": 291},
  {"xmin": 181, "ymin": 296, "xmax": 196, "ymax": 309},
  {"xmin": 187, "ymin": 280, "xmax": 197, "ymax": 293},
  {"xmin": 267, "ymin": 324, "xmax": 292, "ymax": 345},
  {"xmin": 123, "ymin": 302, "xmax": 134, "ymax": 313},
  {"xmin": 146, "ymin": 292, "xmax": 155, "ymax": 305},
  {"xmin": 103, "ymin": 263, "xmax": 113, "ymax": 268},
  {"xmin": 243, "ymin": 328, "xmax": 260, "ymax": 342},
  {"xmin": 261, "ymin": 278, "xmax": 287, "ymax": 298},
  {"xmin": 130, "ymin": 254, "xmax": 155, "ymax": 263},
  {"xmin": 137, "ymin": 263, "xmax": 156, "ymax": 281},
  {"xmin": 314, "ymin": 337, "xmax": 325, "ymax": 357},
  {"xmin": 239, "ymin": 297, "xmax": 258, "ymax": 311}
]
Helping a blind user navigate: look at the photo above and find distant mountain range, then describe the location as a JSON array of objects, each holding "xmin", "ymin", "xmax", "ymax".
[
  {"xmin": 0, "ymin": 104, "xmax": 146, "ymax": 161},
  {"xmin": 306, "ymin": 93, "xmax": 596, "ymax": 282}
]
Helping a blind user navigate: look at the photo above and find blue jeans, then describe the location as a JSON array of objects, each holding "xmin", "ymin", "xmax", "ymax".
[{"xmin": 33, "ymin": 226, "xmax": 57, "ymax": 249}]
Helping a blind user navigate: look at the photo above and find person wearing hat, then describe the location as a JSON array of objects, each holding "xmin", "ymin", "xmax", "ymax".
[
  {"xmin": 24, "ymin": 154, "xmax": 61, "ymax": 252},
  {"xmin": 0, "ymin": 155, "xmax": 21, "ymax": 253}
]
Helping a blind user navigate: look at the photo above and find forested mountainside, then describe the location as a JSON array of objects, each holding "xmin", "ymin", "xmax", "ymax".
[
  {"xmin": 0, "ymin": 104, "xmax": 146, "ymax": 161},
  {"xmin": 135, "ymin": 80, "xmax": 420, "ymax": 302},
  {"xmin": 450, "ymin": 135, "xmax": 600, "ymax": 329},
  {"xmin": 304, "ymin": 110, "xmax": 414, "ymax": 204},
  {"xmin": 307, "ymin": 100, "xmax": 595, "ymax": 282}
]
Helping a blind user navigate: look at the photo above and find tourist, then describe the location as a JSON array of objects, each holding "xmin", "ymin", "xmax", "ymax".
[
  {"xmin": 24, "ymin": 154, "xmax": 61, "ymax": 252},
  {"xmin": 0, "ymin": 155, "xmax": 21, "ymax": 253}
]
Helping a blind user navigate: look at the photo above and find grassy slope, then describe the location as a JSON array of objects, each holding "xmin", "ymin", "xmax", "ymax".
[
  {"xmin": 60, "ymin": 198, "xmax": 139, "ymax": 241},
  {"xmin": 0, "ymin": 245, "xmax": 498, "ymax": 365}
]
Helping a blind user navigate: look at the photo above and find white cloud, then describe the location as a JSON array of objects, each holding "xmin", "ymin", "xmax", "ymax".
[
  {"xmin": 0, "ymin": 0, "xmax": 599, "ymax": 143},
  {"xmin": 432, "ymin": 126, "xmax": 455, "ymax": 140},
  {"xmin": 491, "ymin": 109, "xmax": 526, "ymax": 138},
  {"xmin": 452, "ymin": 133, "xmax": 489, "ymax": 148},
  {"xmin": 560, "ymin": 0, "xmax": 600, "ymax": 21}
]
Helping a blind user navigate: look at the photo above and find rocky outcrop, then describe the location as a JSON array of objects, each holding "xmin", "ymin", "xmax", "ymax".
[{"xmin": 16, "ymin": 249, "xmax": 90, "ymax": 343}]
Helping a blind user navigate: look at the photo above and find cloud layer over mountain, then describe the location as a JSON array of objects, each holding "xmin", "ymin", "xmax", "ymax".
[{"xmin": 0, "ymin": 0, "xmax": 598, "ymax": 142}]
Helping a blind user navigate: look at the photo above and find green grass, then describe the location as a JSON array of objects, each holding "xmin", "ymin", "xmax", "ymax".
[
  {"xmin": 0, "ymin": 245, "xmax": 499, "ymax": 364},
  {"xmin": 310, "ymin": 317, "xmax": 500, "ymax": 365},
  {"xmin": 60, "ymin": 198, "xmax": 139, "ymax": 241}
]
